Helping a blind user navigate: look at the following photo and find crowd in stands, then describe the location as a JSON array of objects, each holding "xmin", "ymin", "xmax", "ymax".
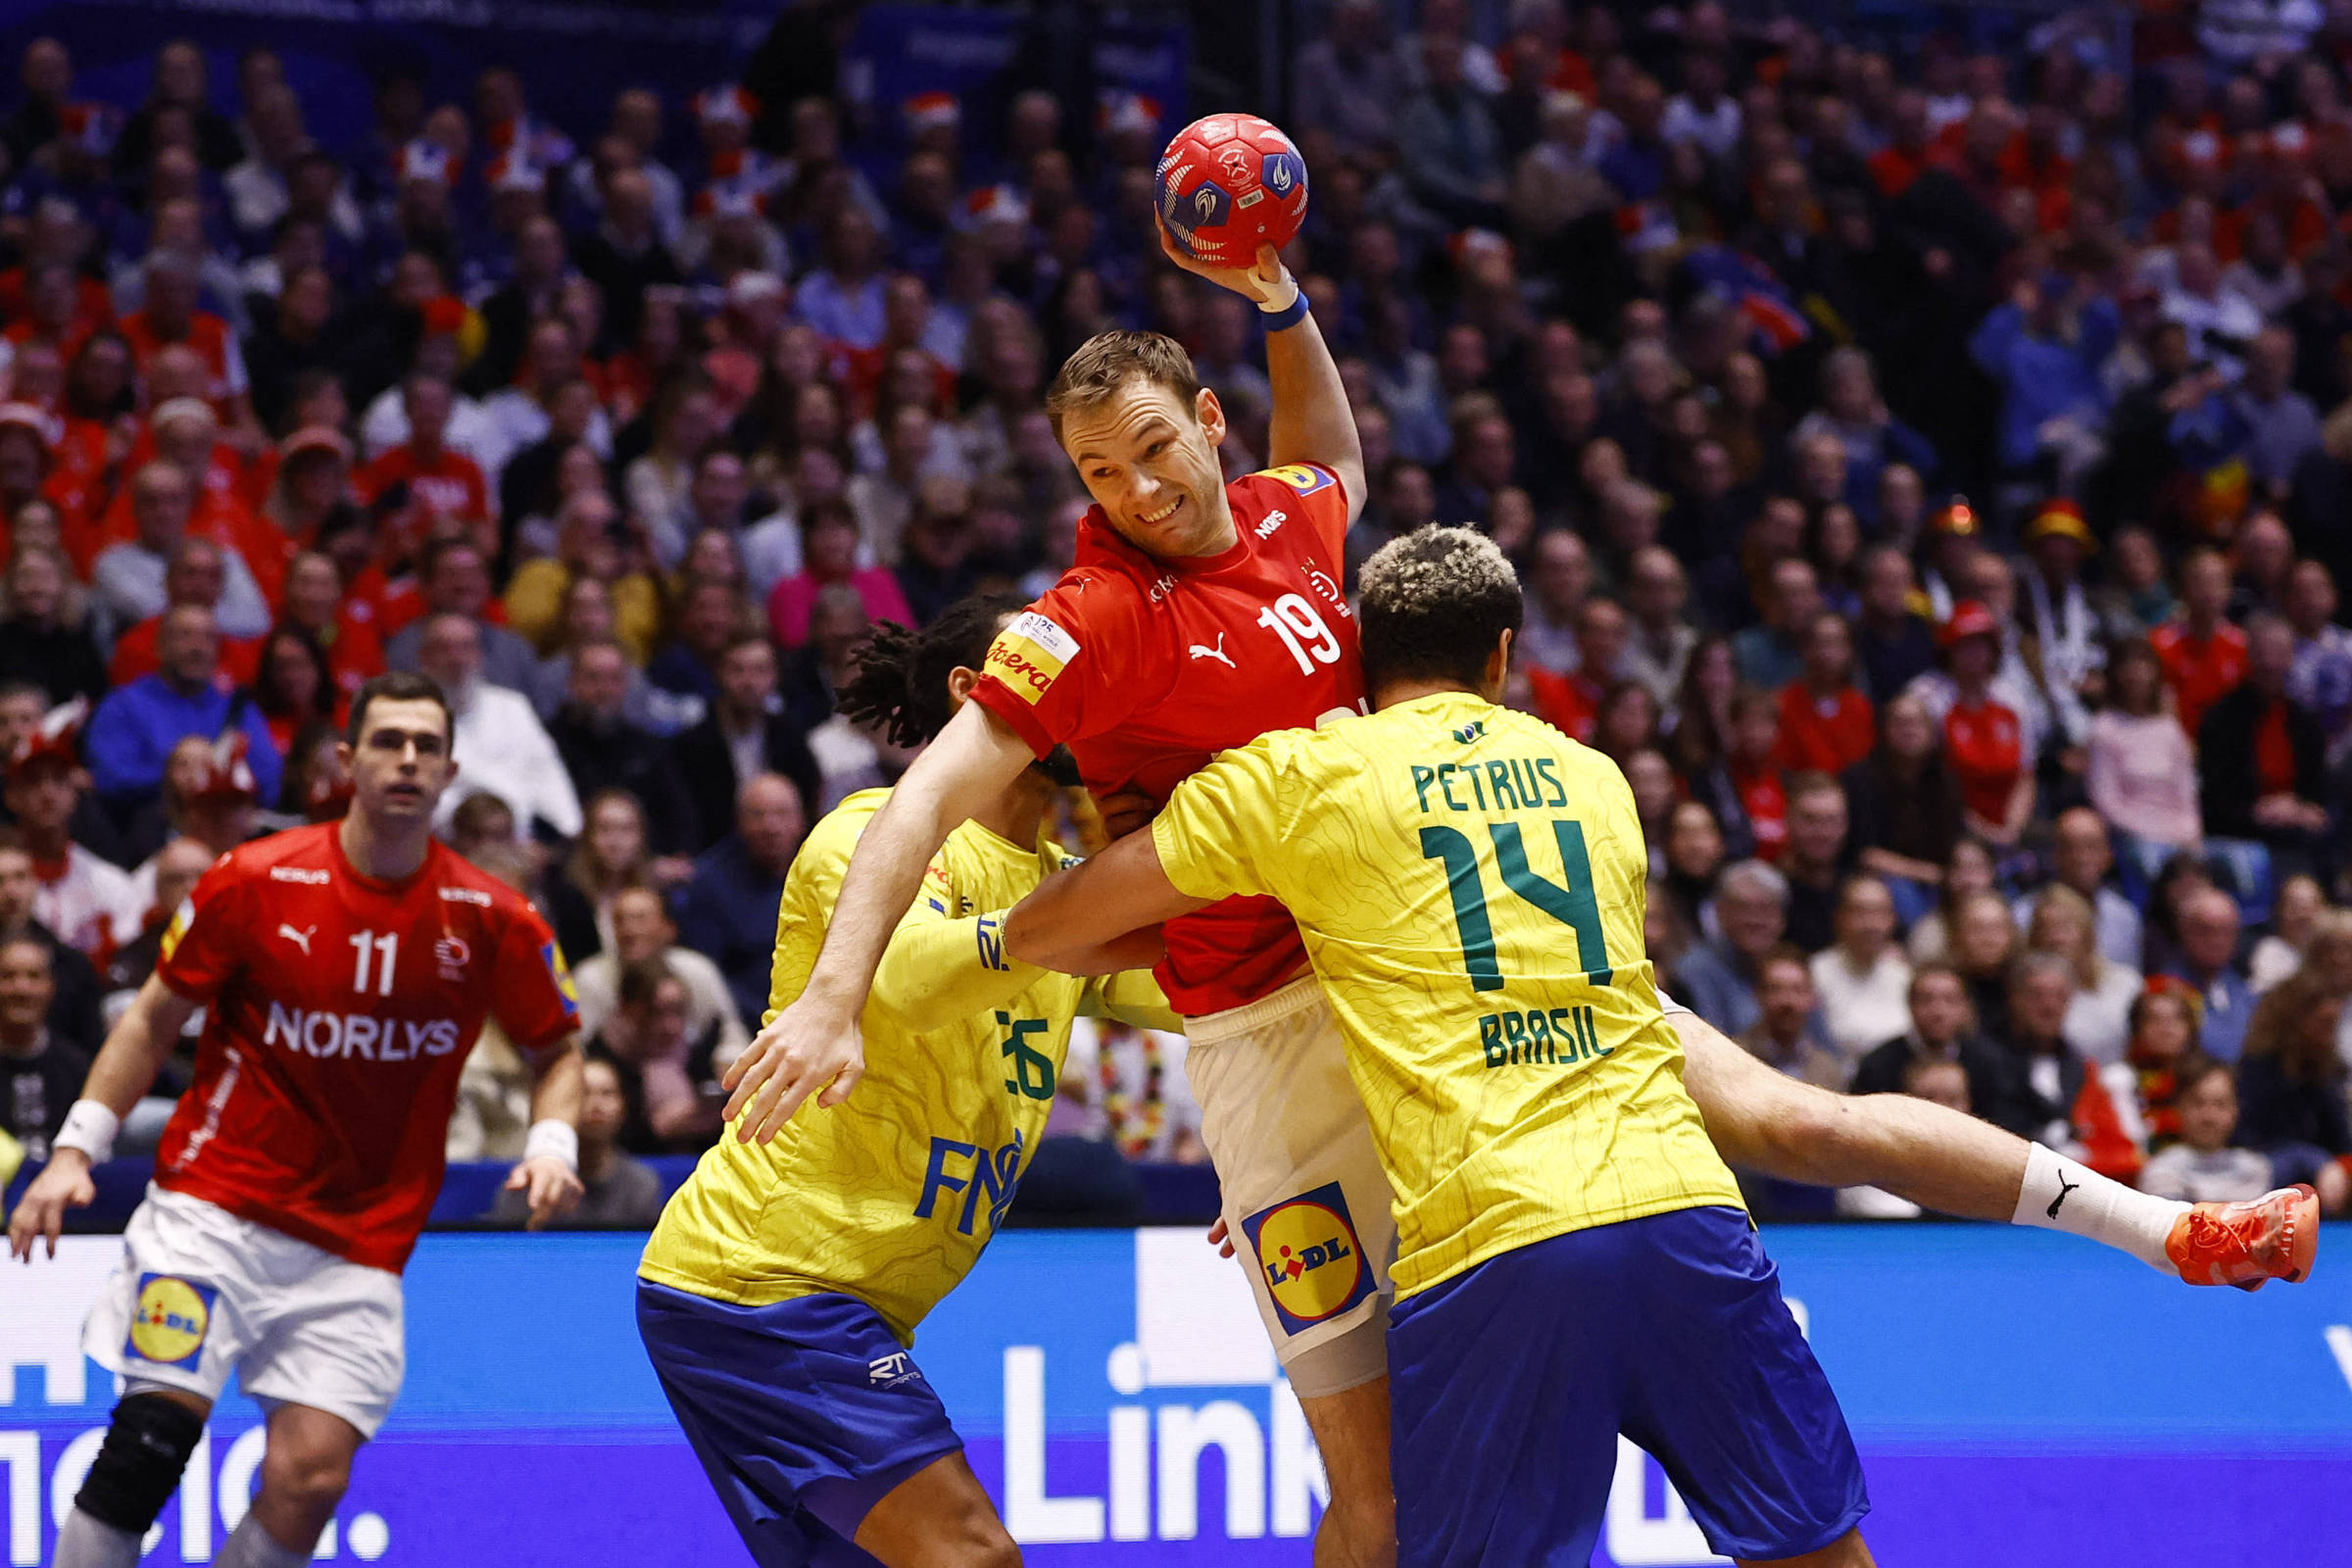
[{"xmin": 2, "ymin": 0, "xmax": 2351, "ymax": 1224}]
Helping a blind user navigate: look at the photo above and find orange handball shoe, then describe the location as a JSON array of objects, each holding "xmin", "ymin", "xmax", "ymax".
[{"xmin": 2166, "ymin": 1185, "xmax": 2320, "ymax": 1291}]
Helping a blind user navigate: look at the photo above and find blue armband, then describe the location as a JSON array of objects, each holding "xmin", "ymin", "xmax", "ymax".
[{"xmin": 1259, "ymin": 293, "xmax": 1310, "ymax": 332}]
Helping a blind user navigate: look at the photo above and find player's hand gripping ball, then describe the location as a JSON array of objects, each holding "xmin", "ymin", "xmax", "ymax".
[{"xmin": 1155, "ymin": 114, "xmax": 1309, "ymax": 267}]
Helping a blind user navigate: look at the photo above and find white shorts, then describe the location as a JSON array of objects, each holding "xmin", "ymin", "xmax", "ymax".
[
  {"xmin": 1186, "ymin": 977, "xmax": 1396, "ymax": 1399},
  {"xmin": 82, "ymin": 1185, "xmax": 406, "ymax": 1438}
]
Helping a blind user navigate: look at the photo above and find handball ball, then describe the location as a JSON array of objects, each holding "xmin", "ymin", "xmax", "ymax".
[{"xmin": 1155, "ymin": 114, "xmax": 1309, "ymax": 267}]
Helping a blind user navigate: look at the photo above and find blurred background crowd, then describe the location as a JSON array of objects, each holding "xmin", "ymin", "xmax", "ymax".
[{"xmin": 1, "ymin": 0, "xmax": 2350, "ymax": 1226}]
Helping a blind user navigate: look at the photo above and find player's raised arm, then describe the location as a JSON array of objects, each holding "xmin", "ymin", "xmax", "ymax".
[
  {"xmin": 723, "ymin": 691, "xmax": 1038, "ymax": 1144},
  {"xmin": 8, "ymin": 973, "xmax": 195, "ymax": 1261},
  {"xmin": 1005, "ymin": 828, "xmax": 1211, "ymax": 977},
  {"xmin": 1155, "ymin": 219, "xmax": 1364, "ymax": 523}
]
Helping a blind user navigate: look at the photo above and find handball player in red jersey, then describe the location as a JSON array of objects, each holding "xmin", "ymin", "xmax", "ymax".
[
  {"xmin": 9, "ymin": 670, "xmax": 586, "ymax": 1568},
  {"xmin": 724, "ymin": 226, "xmax": 2319, "ymax": 1567}
]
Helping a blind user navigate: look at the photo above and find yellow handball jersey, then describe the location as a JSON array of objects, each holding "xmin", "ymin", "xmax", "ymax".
[
  {"xmin": 1152, "ymin": 691, "xmax": 1744, "ymax": 1300},
  {"xmin": 639, "ymin": 789, "xmax": 1176, "ymax": 1343}
]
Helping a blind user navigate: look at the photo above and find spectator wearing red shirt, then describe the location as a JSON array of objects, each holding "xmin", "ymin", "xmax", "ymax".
[
  {"xmin": 249, "ymin": 425, "xmax": 358, "ymax": 595},
  {"xmin": 277, "ymin": 550, "xmax": 385, "ymax": 700},
  {"xmin": 2199, "ymin": 614, "xmax": 2329, "ymax": 873},
  {"xmin": 2152, "ymin": 548, "xmax": 2248, "ymax": 744},
  {"xmin": 1527, "ymin": 597, "xmax": 1626, "ymax": 741},
  {"xmin": 355, "ymin": 373, "xmax": 495, "ymax": 562},
  {"xmin": 4, "ymin": 259, "xmax": 102, "ymax": 362},
  {"xmin": 106, "ymin": 536, "xmax": 264, "ymax": 688},
  {"xmin": 250, "ymin": 628, "xmax": 341, "ymax": 760},
  {"xmin": 1939, "ymin": 601, "xmax": 2034, "ymax": 846},
  {"xmin": 1725, "ymin": 685, "xmax": 1792, "ymax": 861},
  {"xmin": 1778, "ymin": 609, "xmax": 1876, "ymax": 776},
  {"xmin": 116, "ymin": 250, "xmax": 258, "ymax": 439}
]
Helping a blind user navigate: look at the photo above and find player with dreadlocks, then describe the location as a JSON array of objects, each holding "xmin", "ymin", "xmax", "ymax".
[{"xmin": 634, "ymin": 590, "xmax": 1177, "ymax": 1568}]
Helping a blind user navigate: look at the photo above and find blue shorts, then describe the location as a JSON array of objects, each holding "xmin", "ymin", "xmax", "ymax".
[
  {"xmin": 635, "ymin": 1281, "xmax": 964, "ymax": 1568},
  {"xmin": 1387, "ymin": 1205, "xmax": 1868, "ymax": 1566}
]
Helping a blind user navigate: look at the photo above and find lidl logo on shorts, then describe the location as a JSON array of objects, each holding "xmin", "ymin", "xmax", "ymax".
[
  {"xmin": 125, "ymin": 1274, "xmax": 218, "ymax": 1367},
  {"xmin": 1243, "ymin": 1182, "xmax": 1372, "ymax": 1334},
  {"xmin": 1252, "ymin": 464, "xmax": 1334, "ymax": 497},
  {"xmin": 985, "ymin": 612, "xmax": 1078, "ymax": 706},
  {"xmin": 541, "ymin": 942, "xmax": 580, "ymax": 1020}
]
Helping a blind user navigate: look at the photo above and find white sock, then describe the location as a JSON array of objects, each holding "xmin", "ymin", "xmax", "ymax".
[
  {"xmin": 53, "ymin": 1509, "xmax": 142, "ymax": 1568},
  {"xmin": 213, "ymin": 1514, "xmax": 313, "ymax": 1568},
  {"xmin": 2013, "ymin": 1142, "xmax": 2187, "ymax": 1274}
]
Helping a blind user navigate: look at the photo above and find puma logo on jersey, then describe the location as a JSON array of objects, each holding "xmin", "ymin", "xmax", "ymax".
[
  {"xmin": 277, "ymin": 924, "xmax": 316, "ymax": 956},
  {"xmin": 1190, "ymin": 633, "xmax": 1237, "ymax": 667}
]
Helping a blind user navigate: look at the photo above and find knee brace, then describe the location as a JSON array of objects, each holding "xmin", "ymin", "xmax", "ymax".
[{"xmin": 74, "ymin": 1394, "xmax": 206, "ymax": 1535}]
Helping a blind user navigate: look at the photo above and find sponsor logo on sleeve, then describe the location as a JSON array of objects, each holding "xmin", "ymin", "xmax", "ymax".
[
  {"xmin": 438, "ymin": 886, "xmax": 494, "ymax": 906},
  {"xmin": 985, "ymin": 612, "xmax": 1080, "ymax": 706},
  {"xmin": 1251, "ymin": 465, "xmax": 1334, "ymax": 496},
  {"xmin": 1241, "ymin": 1182, "xmax": 1374, "ymax": 1335},
  {"xmin": 158, "ymin": 897, "xmax": 196, "ymax": 962},
  {"xmin": 541, "ymin": 942, "xmax": 579, "ymax": 1020},
  {"xmin": 125, "ymin": 1274, "xmax": 218, "ymax": 1367}
]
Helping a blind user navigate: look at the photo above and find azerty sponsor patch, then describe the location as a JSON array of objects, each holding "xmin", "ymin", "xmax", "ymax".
[{"xmin": 985, "ymin": 612, "xmax": 1079, "ymax": 706}]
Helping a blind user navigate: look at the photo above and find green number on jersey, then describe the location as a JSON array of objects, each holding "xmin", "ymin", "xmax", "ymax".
[
  {"xmin": 1418, "ymin": 820, "xmax": 1614, "ymax": 992},
  {"xmin": 996, "ymin": 1013, "xmax": 1055, "ymax": 1101}
]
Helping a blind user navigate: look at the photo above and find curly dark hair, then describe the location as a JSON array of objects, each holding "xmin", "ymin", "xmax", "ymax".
[
  {"xmin": 834, "ymin": 590, "xmax": 1031, "ymax": 748},
  {"xmin": 1358, "ymin": 524, "xmax": 1525, "ymax": 694}
]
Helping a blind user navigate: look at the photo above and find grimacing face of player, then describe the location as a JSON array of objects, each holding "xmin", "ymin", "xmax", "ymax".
[
  {"xmin": 338, "ymin": 696, "xmax": 456, "ymax": 822},
  {"xmin": 1059, "ymin": 375, "xmax": 1234, "ymax": 559}
]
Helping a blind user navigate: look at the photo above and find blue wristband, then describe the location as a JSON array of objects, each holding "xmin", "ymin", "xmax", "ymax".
[{"xmin": 1259, "ymin": 293, "xmax": 1309, "ymax": 332}]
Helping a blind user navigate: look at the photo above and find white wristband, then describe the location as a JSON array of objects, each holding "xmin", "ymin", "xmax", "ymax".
[
  {"xmin": 54, "ymin": 1100, "xmax": 121, "ymax": 1164},
  {"xmin": 1254, "ymin": 272, "xmax": 1301, "ymax": 314},
  {"xmin": 523, "ymin": 1118, "xmax": 579, "ymax": 1175}
]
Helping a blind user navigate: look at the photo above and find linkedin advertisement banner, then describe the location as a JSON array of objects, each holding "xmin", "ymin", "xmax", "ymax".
[{"xmin": 0, "ymin": 1225, "xmax": 2347, "ymax": 1566}]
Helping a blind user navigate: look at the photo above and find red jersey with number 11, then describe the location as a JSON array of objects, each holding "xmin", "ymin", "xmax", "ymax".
[
  {"xmin": 153, "ymin": 823, "xmax": 579, "ymax": 1270},
  {"xmin": 972, "ymin": 464, "xmax": 1361, "ymax": 1016}
]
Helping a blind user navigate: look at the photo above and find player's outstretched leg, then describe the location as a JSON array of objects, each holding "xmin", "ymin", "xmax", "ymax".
[
  {"xmin": 212, "ymin": 1403, "xmax": 363, "ymax": 1568},
  {"xmin": 55, "ymin": 1389, "xmax": 209, "ymax": 1568},
  {"xmin": 1671, "ymin": 1011, "xmax": 2321, "ymax": 1288},
  {"xmin": 853, "ymin": 1450, "xmax": 1020, "ymax": 1568},
  {"xmin": 2167, "ymin": 1184, "xmax": 2319, "ymax": 1288}
]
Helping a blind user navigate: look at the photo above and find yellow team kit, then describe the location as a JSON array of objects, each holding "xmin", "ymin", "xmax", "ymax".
[
  {"xmin": 1151, "ymin": 691, "xmax": 1745, "ymax": 1299},
  {"xmin": 640, "ymin": 790, "xmax": 1174, "ymax": 1342}
]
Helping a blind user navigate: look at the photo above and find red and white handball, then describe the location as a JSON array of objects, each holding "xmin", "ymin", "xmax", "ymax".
[{"xmin": 1154, "ymin": 113, "xmax": 1309, "ymax": 266}]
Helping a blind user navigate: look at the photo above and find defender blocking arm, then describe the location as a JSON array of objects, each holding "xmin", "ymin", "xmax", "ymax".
[
  {"xmin": 8, "ymin": 974, "xmax": 197, "ymax": 1260},
  {"xmin": 1004, "ymin": 828, "xmax": 1209, "ymax": 978},
  {"xmin": 722, "ymin": 700, "xmax": 1039, "ymax": 1142}
]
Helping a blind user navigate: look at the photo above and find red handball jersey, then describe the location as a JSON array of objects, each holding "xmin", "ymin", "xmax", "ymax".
[
  {"xmin": 1944, "ymin": 697, "xmax": 2025, "ymax": 824},
  {"xmin": 1777, "ymin": 682, "xmax": 1877, "ymax": 777},
  {"xmin": 2151, "ymin": 621, "xmax": 2248, "ymax": 747},
  {"xmin": 970, "ymin": 464, "xmax": 1360, "ymax": 1016},
  {"xmin": 152, "ymin": 823, "xmax": 579, "ymax": 1270}
]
